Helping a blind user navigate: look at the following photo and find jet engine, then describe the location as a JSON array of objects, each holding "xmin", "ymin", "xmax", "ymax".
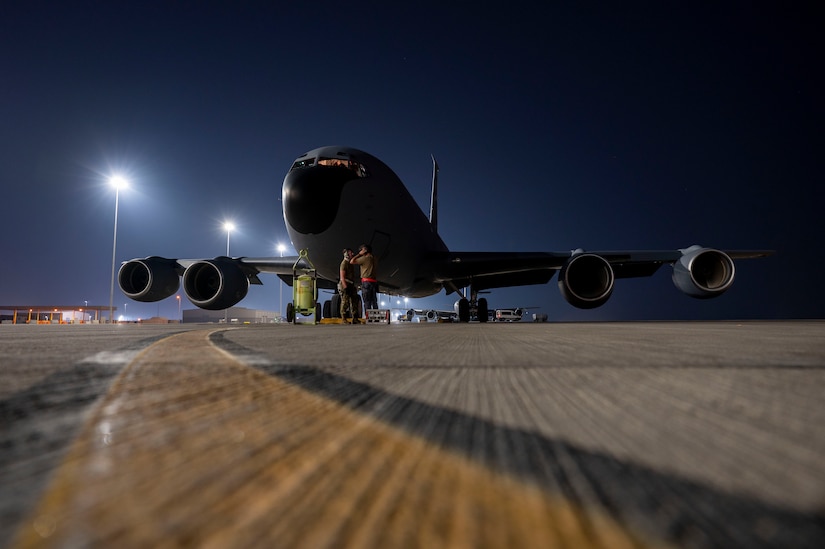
[
  {"xmin": 118, "ymin": 257, "xmax": 180, "ymax": 302},
  {"xmin": 558, "ymin": 252, "xmax": 615, "ymax": 309},
  {"xmin": 182, "ymin": 257, "xmax": 249, "ymax": 310},
  {"xmin": 672, "ymin": 246, "xmax": 735, "ymax": 298}
]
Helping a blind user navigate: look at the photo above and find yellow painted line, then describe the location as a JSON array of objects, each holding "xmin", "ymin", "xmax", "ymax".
[{"xmin": 14, "ymin": 330, "xmax": 667, "ymax": 548}]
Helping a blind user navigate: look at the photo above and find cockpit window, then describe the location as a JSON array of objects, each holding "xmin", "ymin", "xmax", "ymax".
[
  {"xmin": 290, "ymin": 154, "xmax": 370, "ymax": 177},
  {"xmin": 317, "ymin": 156, "xmax": 370, "ymax": 178},
  {"xmin": 290, "ymin": 158, "xmax": 315, "ymax": 170}
]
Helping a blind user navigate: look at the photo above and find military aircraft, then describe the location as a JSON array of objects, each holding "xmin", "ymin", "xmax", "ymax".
[
  {"xmin": 118, "ymin": 145, "xmax": 774, "ymax": 322},
  {"xmin": 403, "ymin": 308, "xmax": 458, "ymax": 322}
]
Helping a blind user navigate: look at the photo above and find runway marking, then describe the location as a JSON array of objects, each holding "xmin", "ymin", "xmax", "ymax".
[
  {"xmin": 14, "ymin": 329, "xmax": 665, "ymax": 548},
  {"xmin": 79, "ymin": 349, "xmax": 144, "ymax": 365}
]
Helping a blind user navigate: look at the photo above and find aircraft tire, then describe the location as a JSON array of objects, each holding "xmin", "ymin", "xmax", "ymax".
[
  {"xmin": 331, "ymin": 293, "xmax": 342, "ymax": 318},
  {"xmin": 323, "ymin": 300, "xmax": 331, "ymax": 319},
  {"xmin": 286, "ymin": 302, "xmax": 295, "ymax": 323},
  {"xmin": 478, "ymin": 298, "xmax": 489, "ymax": 323},
  {"xmin": 458, "ymin": 298, "xmax": 470, "ymax": 322}
]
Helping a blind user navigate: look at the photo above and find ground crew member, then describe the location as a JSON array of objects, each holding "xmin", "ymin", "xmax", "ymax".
[
  {"xmin": 339, "ymin": 248, "xmax": 357, "ymax": 322},
  {"xmin": 351, "ymin": 244, "xmax": 378, "ymax": 312}
]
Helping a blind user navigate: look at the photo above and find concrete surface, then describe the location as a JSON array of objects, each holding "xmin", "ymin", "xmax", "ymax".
[{"xmin": 1, "ymin": 321, "xmax": 824, "ymax": 548}]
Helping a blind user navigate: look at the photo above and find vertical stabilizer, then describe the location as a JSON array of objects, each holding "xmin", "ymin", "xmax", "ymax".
[{"xmin": 429, "ymin": 155, "xmax": 439, "ymax": 234}]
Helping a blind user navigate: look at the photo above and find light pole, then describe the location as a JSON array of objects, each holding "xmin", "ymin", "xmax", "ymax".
[
  {"xmin": 108, "ymin": 175, "xmax": 128, "ymax": 324},
  {"xmin": 224, "ymin": 221, "xmax": 234, "ymax": 256},
  {"xmin": 277, "ymin": 243, "xmax": 286, "ymax": 319},
  {"xmin": 176, "ymin": 295, "xmax": 181, "ymax": 322},
  {"xmin": 223, "ymin": 222, "xmax": 234, "ymax": 322}
]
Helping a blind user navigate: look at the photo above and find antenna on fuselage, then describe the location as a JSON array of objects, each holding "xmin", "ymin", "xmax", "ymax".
[{"xmin": 429, "ymin": 154, "xmax": 439, "ymax": 234}]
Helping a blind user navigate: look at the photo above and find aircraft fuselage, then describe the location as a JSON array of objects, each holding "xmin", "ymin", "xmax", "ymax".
[{"xmin": 282, "ymin": 146, "xmax": 448, "ymax": 297}]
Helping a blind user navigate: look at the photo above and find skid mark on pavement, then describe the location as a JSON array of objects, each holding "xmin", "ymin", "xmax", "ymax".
[{"xmin": 14, "ymin": 329, "xmax": 657, "ymax": 548}]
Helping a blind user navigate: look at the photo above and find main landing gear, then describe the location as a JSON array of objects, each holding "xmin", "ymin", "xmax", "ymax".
[{"xmin": 454, "ymin": 287, "xmax": 488, "ymax": 323}]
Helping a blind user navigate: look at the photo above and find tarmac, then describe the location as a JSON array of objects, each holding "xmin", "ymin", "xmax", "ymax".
[{"xmin": 1, "ymin": 320, "xmax": 824, "ymax": 548}]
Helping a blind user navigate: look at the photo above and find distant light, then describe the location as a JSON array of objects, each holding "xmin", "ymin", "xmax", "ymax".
[
  {"xmin": 109, "ymin": 175, "xmax": 129, "ymax": 190},
  {"xmin": 277, "ymin": 243, "xmax": 286, "ymax": 254},
  {"xmin": 224, "ymin": 221, "xmax": 235, "ymax": 232}
]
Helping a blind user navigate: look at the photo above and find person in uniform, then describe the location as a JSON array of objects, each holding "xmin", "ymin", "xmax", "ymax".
[
  {"xmin": 350, "ymin": 244, "xmax": 378, "ymax": 313},
  {"xmin": 338, "ymin": 248, "xmax": 358, "ymax": 322}
]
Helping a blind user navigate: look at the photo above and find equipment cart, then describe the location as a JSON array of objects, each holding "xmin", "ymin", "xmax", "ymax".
[{"xmin": 286, "ymin": 249, "xmax": 321, "ymax": 324}]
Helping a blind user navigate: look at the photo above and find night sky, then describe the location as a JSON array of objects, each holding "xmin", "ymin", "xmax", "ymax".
[{"xmin": 1, "ymin": 2, "xmax": 822, "ymax": 321}]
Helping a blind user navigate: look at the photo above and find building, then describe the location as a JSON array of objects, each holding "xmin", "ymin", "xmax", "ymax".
[
  {"xmin": 182, "ymin": 306, "xmax": 281, "ymax": 324},
  {"xmin": 0, "ymin": 305, "xmax": 111, "ymax": 324}
]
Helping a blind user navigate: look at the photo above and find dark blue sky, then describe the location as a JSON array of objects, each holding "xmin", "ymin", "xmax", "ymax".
[{"xmin": 1, "ymin": 2, "xmax": 822, "ymax": 320}]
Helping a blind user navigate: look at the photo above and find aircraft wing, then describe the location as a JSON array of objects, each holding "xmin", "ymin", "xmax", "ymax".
[
  {"xmin": 427, "ymin": 251, "xmax": 567, "ymax": 291},
  {"xmin": 119, "ymin": 245, "xmax": 772, "ymax": 313},
  {"xmin": 231, "ymin": 256, "xmax": 339, "ymax": 289},
  {"xmin": 120, "ymin": 255, "xmax": 337, "ymax": 308},
  {"xmin": 428, "ymin": 248, "xmax": 774, "ymax": 292},
  {"xmin": 172, "ymin": 256, "xmax": 308, "ymax": 285}
]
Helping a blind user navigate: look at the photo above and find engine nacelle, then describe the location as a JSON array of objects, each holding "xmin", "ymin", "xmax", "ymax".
[
  {"xmin": 673, "ymin": 246, "xmax": 735, "ymax": 298},
  {"xmin": 118, "ymin": 257, "xmax": 180, "ymax": 302},
  {"xmin": 558, "ymin": 252, "xmax": 615, "ymax": 309},
  {"xmin": 182, "ymin": 257, "xmax": 249, "ymax": 310}
]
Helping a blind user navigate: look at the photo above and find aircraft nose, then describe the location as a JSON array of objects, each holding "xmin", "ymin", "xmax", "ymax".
[{"xmin": 282, "ymin": 166, "xmax": 352, "ymax": 235}]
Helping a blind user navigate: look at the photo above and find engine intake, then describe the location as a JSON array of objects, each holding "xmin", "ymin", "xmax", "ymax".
[
  {"xmin": 673, "ymin": 246, "xmax": 735, "ymax": 298},
  {"xmin": 182, "ymin": 257, "xmax": 249, "ymax": 310},
  {"xmin": 118, "ymin": 257, "xmax": 180, "ymax": 302},
  {"xmin": 558, "ymin": 253, "xmax": 615, "ymax": 309}
]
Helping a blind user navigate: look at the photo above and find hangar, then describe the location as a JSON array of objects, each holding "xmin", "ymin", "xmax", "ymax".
[{"xmin": 181, "ymin": 306, "xmax": 280, "ymax": 324}]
